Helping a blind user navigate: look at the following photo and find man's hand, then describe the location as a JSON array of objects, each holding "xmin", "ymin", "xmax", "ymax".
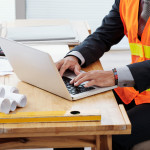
[
  {"xmin": 70, "ymin": 70, "xmax": 115, "ymax": 87},
  {"xmin": 56, "ymin": 56, "xmax": 81, "ymax": 76}
]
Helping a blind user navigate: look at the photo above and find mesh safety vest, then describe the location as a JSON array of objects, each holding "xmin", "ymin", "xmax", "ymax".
[{"xmin": 114, "ymin": 0, "xmax": 150, "ymax": 105}]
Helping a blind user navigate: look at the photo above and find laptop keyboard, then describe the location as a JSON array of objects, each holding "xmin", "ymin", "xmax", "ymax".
[{"xmin": 62, "ymin": 76, "xmax": 95, "ymax": 95}]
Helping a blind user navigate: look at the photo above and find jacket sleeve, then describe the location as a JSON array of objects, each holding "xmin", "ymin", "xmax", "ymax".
[
  {"xmin": 70, "ymin": 0, "xmax": 124, "ymax": 67},
  {"xmin": 127, "ymin": 60, "xmax": 150, "ymax": 93}
]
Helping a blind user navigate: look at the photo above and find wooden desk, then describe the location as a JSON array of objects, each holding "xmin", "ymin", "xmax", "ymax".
[
  {"xmin": 0, "ymin": 20, "xmax": 131, "ymax": 150},
  {"xmin": 0, "ymin": 61, "xmax": 131, "ymax": 150}
]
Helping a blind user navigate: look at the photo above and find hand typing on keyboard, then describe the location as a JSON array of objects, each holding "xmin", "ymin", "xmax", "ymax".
[
  {"xmin": 70, "ymin": 70, "xmax": 115, "ymax": 88},
  {"xmin": 56, "ymin": 56, "xmax": 81, "ymax": 76},
  {"xmin": 62, "ymin": 76, "xmax": 95, "ymax": 95}
]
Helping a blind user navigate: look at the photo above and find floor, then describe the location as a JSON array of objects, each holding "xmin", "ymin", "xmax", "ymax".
[{"xmin": 10, "ymin": 50, "xmax": 131, "ymax": 150}]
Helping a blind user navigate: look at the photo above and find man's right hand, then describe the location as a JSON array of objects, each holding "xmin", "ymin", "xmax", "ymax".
[{"xmin": 56, "ymin": 56, "xmax": 81, "ymax": 76}]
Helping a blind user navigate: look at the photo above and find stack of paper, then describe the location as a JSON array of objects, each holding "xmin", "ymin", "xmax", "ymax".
[
  {"xmin": 6, "ymin": 24, "xmax": 80, "ymax": 45},
  {"xmin": 0, "ymin": 56, "xmax": 13, "ymax": 76}
]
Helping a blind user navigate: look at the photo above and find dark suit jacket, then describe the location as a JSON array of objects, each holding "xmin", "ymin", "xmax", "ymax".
[{"xmin": 70, "ymin": 0, "xmax": 150, "ymax": 93}]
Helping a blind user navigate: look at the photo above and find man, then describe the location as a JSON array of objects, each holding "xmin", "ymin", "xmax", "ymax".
[{"xmin": 56, "ymin": 0, "xmax": 150, "ymax": 149}]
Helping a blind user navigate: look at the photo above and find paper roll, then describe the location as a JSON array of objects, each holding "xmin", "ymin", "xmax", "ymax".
[
  {"xmin": 0, "ymin": 98, "xmax": 11, "ymax": 114},
  {"xmin": 1, "ymin": 85, "xmax": 19, "ymax": 94},
  {"xmin": 9, "ymin": 99, "xmax": 17, "ymax": 111},
  {"xmin": 6, "ymin": 93, "xmax": 27, "ymax": 107},
  {"xmin": 0, "ymin": 87, "xmax": 5, "ymax": 98}
]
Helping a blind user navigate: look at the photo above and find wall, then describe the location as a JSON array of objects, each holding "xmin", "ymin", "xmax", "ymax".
[
  {"xmin": 0, "ymin": 0, "xmax": 15, "ymax": 21},
  {"xmin": 26, "ymin": 0, "xmax": 129, "ymax": 50}
]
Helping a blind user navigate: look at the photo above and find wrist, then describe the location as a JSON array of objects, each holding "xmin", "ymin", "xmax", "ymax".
[
  {"xmin": 112, "ymin": 68, "xmax": 118, "ymax": 85},
  {"xmin": 65, "ymin": 55, "xmax": 81, "ymax": 64},
  {"xmin": 106, "ymin": 70, "xmax": 115, "ymax": 86}
]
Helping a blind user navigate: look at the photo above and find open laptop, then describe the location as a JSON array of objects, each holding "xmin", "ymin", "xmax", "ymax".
[{"xmin": 0, "ymin": 37, "xmax": 117, "ymax": 100}]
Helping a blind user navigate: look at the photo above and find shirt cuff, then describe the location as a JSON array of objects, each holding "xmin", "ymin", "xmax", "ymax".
[
  {"xmin": 116, "ymin": 66, "xmax": 135, "ymax": 87},
  {"xmin": 66, "ymin": 51, "xmax": 85, "ymax": 66}
]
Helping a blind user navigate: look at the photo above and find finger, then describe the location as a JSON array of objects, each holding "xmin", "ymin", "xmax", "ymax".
[
  {"xmin": 59, "ymin": 63, "xmax": 70, "ymax": 76},
  {"xmin": 70, "ymin": 77, "xmax": 75, "ymax": 84},
  {"xmin": 55, "ymin": 60, "xmax": 63, "ymax": 70},
  {"xmin": 74, "ymin": 65, "xmax": 81, "ymax": 75},
  {"xmin": 70, "ymin": 73, "xmax": 82, "ymax": 84},
  {"xmin": 70, "ymin": 75, "xmax": 82, "ymax": 84},
  {"xmin": 84, "ymin": 80, "xmax": 95, "ymax": 87},
  {"xmin": 74, "ymin": 75, "xmax": 90, "ymax": 86},
  {"xmin": 73, "ymin": 73, "xmax": 86, "ymax": 83}
]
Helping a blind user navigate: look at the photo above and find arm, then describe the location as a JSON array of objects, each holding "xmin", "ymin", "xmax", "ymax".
[
  {"xmin": 56, "ymin": 0, "xmax": 124, "ymax": 76},
  {"xmin": 128, "ymin": 60, "xmax": 150, "ymax": 93},
  {"xmin": 69, "ymin": 0, "xmax": 124, "ymax": 67},
  {"xmin": 71, "ymin": 60, "xmax": 150, "ymax": 92},
  {"xmin": 70, "ymin": 67, "xmax": 135, "ymax": 88}
]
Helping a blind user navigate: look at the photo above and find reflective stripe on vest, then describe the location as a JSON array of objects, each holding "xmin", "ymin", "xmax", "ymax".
[
  {"xmin": 130, "ymin": 43, "xmax": 150, "ymax": 59},
  {"xmin": 130, "ymin": 43, "xmax": 150, "ymax": 92}
]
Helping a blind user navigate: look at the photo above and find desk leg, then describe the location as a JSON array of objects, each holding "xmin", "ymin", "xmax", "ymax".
[
  {"xmin": 99, "ymin": 135, "xmax": 112, "ymax": 150},
  {"xmin": 95, "ymin": 135, "xmax": 100, "ymax": 150}
]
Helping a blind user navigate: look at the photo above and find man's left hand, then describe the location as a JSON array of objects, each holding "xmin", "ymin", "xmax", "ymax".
[{"xmin": 70, "ymin": 70, "xmax": 115, "ymax": 87}]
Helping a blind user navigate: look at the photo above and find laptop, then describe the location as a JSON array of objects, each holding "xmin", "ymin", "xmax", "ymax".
[{"xmin": 0, "ymin": 37, "xmax": 117, "ymax": 100}]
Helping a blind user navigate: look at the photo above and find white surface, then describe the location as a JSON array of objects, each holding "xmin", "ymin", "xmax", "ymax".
[
  {"xmin": 0, "ymin": 0, "xmax": 15, "ymax": 22},
  {"xmin": 0, "ymin": 56, "xmax": 13, "ymax": 75},
  {"xmin": 7, "ymin": 25, "xmax": 76, "ymax": 41}
]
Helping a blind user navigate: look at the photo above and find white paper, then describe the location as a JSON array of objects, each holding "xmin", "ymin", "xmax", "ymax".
[
  {"xmin": 0, "ymin": 98, "xmax": 11, "ymax": 114},
  {"xmin": 0, "ymin": 85, "xmax": 26, "ymax": 113},
  {"xmin": 0, "ymin": 87, "xmax": 5, "ymax": 98},
  {"xmin": 7, "ymin": 25, "xmax": 76, "ymax": 41},
  {"xmin": 1, "ymin": 85, "xmax": 19, "ymax": 94},
  {"xmin": 0, "ymin": 57, "xmax": 13, "ymax": 76},
  {"xmin": 0, "ymin": 72, "xmax": 14, "ymax": 76},
  {"xmin": 5, "ymin": 93, "xmax": 27, "ymax": 107},
  {"xmin": 9, "ymin": 99, "xmax": 17, "ymax": 111}
]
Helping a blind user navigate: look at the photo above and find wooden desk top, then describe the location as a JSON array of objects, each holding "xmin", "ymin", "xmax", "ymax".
[
  {"xmin": 0, "ymin": 60, "xmax": 131, "ymax": 138},
  {"xmin": 0, "ymin": 19, "xmax": 131, "ymax": 138}
]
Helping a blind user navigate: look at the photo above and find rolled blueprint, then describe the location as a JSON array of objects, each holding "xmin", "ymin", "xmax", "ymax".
[
  {"xmin": 0, "ymin": 87, "xmax": 5, "ymax": 98},
  {"xmin": 5, "ymin": 93, "xmax": 27, "ymax": 107},
  {"xmin": 1, "ymin": 85, "xmax": 19, "ymax": 94},
  {"xmin": 9, "ymin": 99, "xmax": 17, "ymax": 111},
  {"xmin": 0, "ymin": 98, "xmax": 11, "ymax": 114}
]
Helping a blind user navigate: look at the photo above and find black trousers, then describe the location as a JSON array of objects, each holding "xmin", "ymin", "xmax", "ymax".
[{"xmin": 113, "ymin": 90, "xmax": 150, "ymax": 150}]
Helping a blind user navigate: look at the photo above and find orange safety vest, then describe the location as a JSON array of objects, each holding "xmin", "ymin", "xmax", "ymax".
[{"xmin": 114, "ymin": 0, "xmax": 150, "ymax": 105}]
